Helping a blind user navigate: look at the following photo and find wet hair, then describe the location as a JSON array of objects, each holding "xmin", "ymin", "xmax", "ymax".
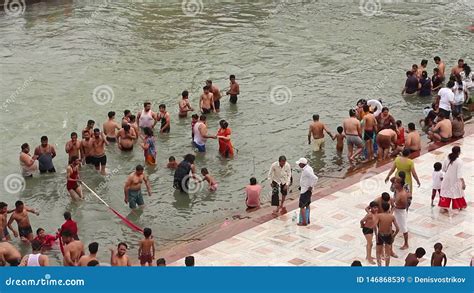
[
  {"xmin": 69, "ymin": 155, "xmax": 79, "ymax": 164},
  {"xmin": 369, "ymin": 201, "xmax": 378, "ymax": 208},
  {"xmin": 381, "ymin": 202, "xmax": 390, "ymax": 212},
  {"xmin": 363, "ymin": 105, "xmax": 369, "ymax": 112},
  {"xmin": 159, "ymin": 104, "xmax": 166, "ymax": 109},
  {"xmin": 156, "ymin": 258, "xmax": 166, "ymax": 266},
  {"xmin": 250, "ymin": 177, "xmax": 257, "ymax": 185},
  {"xmin": 397, "ymin": 172, "xmax": 406, "ymax": 186},
  {"xmin": 221, "ymin": 121, "xmax": 229, "ymax": 129},
  {"xmin": 433, "ymin": 162, "xmax": 442, "ymax": 171},
  {"xmin": 408, "ymin": 123, "xmax": 415, "ymax": 131},
  {"xmin": 21, "ymin": 143, "xmax": 29, "ymax": 151},
  {"xmin": 434, "ymin": 242, "xmax": 443, "ymax": 250},
  {"xmin": 381, "ymin": 192, "xmax": 390, "ymax": 202},
  {"xmin": 396, "ymin": 120, "xmax": 402, "ymax": 127},
  {"xmin": 108, "ymin": 111, "xmax": 115, "ymax": 118},
  {"xmin": 87, "ymin": 260, "xmax": 100, "ymax": 266},
  {"xmin": 93, "ymin": 128, "xmax": 100, "ymax": 133},
  {"xmin": 312, "ymin": 114, "xmax": 319, "ymax": 121},
  {"xmin": 87, "ymin": 120, "xmax": 95, "ymax": 125},
  {"xmin": 434, "ymin": 56, "xmax": 441, "ymax": 62},
  {"xmin": 89, "ymin": 242, "xmax": 99, "ymax": 254},
  {"xmin": 389, "ymin": 125, "xmax": 396, "ymax": 131},
  {"xmin": 448, "ymin": 146, "xmax": 461, "ymax": 165},
  {"xmin": 118, "ymin": 242, "xmax": 128, "ymax": 249},
  {"xmin": 36, "ymin": 228, "xmax": 44, "ymax": 235},
  {"xmin": 402, "ymin": 148, "xmax": 411, "ymax": 157},
  {"xmin": 206, "ymin": 80, "xmax": 212, "ymax": 85},
  {"xmin": 406, "ymin": 70, "xmax": 413, "ymax": 77},
  {"xmin": 437, "ymin": 112, "xmax": 445, "ymax": 119},
  {"xmin": 463, "ymin": 64, "xmax": 471, "ymax": 76},
  {"xmin": 337, "ymin": 126, "xmax": 343, "ymax": 134},
  {"xmin": 349, "ymin": 109, "xmax": 356, "ymax": 117},
  {"xmin": 199, "ymin": 115, "xmax": 207, "ymax": 121},
  {"xmin": 123, "ymin": 124, "xmax": 130, "ymax": 131},
  {"xmin": 0, "ymin": 202, "xmax": 7, "ymax": 209},
  {"xmin": 136, "ymin": 164, "xmax": 144, "ymax": 172},
  {"xmin": 124, "ymin": 110, "xmax": 131, "ymax": 116},
  {"xmin": 229, "ymin": 74, "xmax": 235, "ymax": 79},
  {"xmin": 381, "ymin": 107, "xmax": 389, "ymax": 113},
  {"xmin": 185, "ymin": 256, "xmax": 195, "ymax": 266},
  {"xmin": 168, "ymin": 156, "xmax": 176, "ymax": 162},
  {"xmin": 203, "ymin": 85, "xmax": 210, "ymax": 91},
  {"xmin": 184, "ymin": 154, "xmax": 196, "ymax": 164},
  {"xmin": 458, "ymin": 58, "xmax": 464, "ymax": 64},
  {"xmin": 446, "ymin": 80, "xmax": 455, "ymax": 88},
  {"xmin": 62, "ymin": 229, "xmax": 72, "ymax": 238},
  {"xmin": 143, "ymin": 127, "xmax": 153, "ymax": 137},
  {"xmin": 201, "ymin": 168, "xmax": 209, "ymax": 175},
  {"xmin": 15, "ymin": 200, "xmax": 23, "ymax": 208},
  {"xmin": 41, "ymin": 136, "xmax": 48, "ymax": 142},
  {"xmin": 422, "ymin": 71, "xmax": 428, "ymax": 78},
  {"xmin": 129, "ymin": 115, "xmax": 136, "ymax": 122},
  {"xmin": 31, "ymin": 240, "xmax": 42, "ymax": 251},
  {"xmin": 278, "ymin": 155, "xmax": 286, "ymax": 162},
  {"xmin": 351, "ymin": 260, "xmax": 362, "ymax": 266},
  {"xmin": 64, "ymin": 211, "xmax": 72, "ymax": 220},
  {"xmin": 182, "ymin": 90, "xmax": 189, "ymax": 98},
  {"xmin": 191, "ymin": 114, "xmax": 199, "ymax": 120},
  {"xmin": 415, "ymin": 247, "xmax": 426, "ymax": 258},
  {"xmin": 433, "ymin": 68, "xmax": 439, "ymax": 73},
  {"xmin": 144, "ymin": 102, "xmax": 151, "ymax": 107},
  {"xmin": 71, "ymin": 132, "xmax": 78, "ymax": 138},
  {"xmin": 412, "ymin": 64, "xmax": 418, "ymax": 70},
  {"xmin": 421, "ymin": 59, "xmax": 428, "ymax": 66},
  {"xmin": 143, "ymin": 228, "xmax": 152, "ymax": 238},
  {"xmin": 431, "ymin": 102, "xmax": 438, "ymax": 110}
]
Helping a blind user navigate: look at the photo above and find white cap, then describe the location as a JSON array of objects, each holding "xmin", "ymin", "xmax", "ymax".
[{"xmin": 296, "ymin": 158, "xmax": 308, "ymax": 165}]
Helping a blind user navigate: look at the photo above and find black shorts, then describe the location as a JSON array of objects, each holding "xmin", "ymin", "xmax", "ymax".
[
  {"xmin": 439, "ymin": 108, "xmax": 451, "ymax": 118},
  {"xmin": 202, "ymin": 108, "xmax": 211, "ymax": 114},
  {"xmin": 376, "ymin": 233, "xmax": 393, "ymax": 245},
  {"xmin": 362, "ymin": 227, "xmax": 374, "ymax": 235},
  {"xmin": 230, "ymin": 95, "xmax": 238, "ymax": 104},
  {"xmin": 161, "ymin": 127, "xmax": 170, "ymax": 133},
  {"xmin": 39, "ymin": 167, "xmax": 56, "ymax": 174},
  {"xmin": 19, "ymin": 225, "xmax": 33, "ymax": 238},
  {"xmin": 174, "ymin": 178, "xmax": 189, "ymax": 193},
  {"xmin": 85, "ymin": 156, "xmax": 94, "ymax": 164},
  {"xmin": 298, "ymin": 190, "xmax": 312, "ymax": 208},
  {"xmin": 93, "ymin": 155, "xmax": 107, "ymax": 167},
  {"xmin": 106, "ymin": 137, "xmax": 117, "ymax": 142},
  {"xmin": 363, "ymin": 130, "xmax": 374, "ymax": 141},
  {"xmin": 271, "ymin": 183, "xmax": 288, "ymax": 206},
  {"xmin": 7, "ymin": 258, "xmax": 20, "ymax": 266},
  {"xmin": 214, "ymin": 100, "xmax": 220, "ymax": 110}
]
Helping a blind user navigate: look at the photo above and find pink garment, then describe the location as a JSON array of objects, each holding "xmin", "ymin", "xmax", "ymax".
[{"xmin": 245, "ymin": 185, "xmax": 262, "ymax": 207}]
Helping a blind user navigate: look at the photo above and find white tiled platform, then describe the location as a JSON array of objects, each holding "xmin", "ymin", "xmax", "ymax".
[{"xmin": 173, "ymin": 135, "xmax": 474, "ymax": 266}]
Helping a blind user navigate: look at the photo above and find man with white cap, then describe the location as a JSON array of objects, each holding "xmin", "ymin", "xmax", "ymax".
[{"xmin": 296, "ymin": 158, "xmax": 318, "ymax": 226}]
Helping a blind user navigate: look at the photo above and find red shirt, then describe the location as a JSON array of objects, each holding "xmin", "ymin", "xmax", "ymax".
[
  {"xmin": 34, "ymin": 234, "xmax": 57, "ymax": 247},
  {"xmin": 396, "ymin": 127, "xmax": 405, "ymax": 146},
  {"xmin": 60, "ymin": 219, "xmax": 78, "ymax": 238}
]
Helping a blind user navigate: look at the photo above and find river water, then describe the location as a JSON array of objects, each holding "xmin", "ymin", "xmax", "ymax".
[{"xmin": 0, "ymin": 0, "xmax": 472, "ymax": 264}]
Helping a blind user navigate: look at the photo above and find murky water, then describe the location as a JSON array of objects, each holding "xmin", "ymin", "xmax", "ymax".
[{"xmin": 1, "ymin": 0, "xmax": 472, "ymax": 264}]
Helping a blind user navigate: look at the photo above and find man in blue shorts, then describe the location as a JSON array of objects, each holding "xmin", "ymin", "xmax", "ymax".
[{"xmin": 124, "ymin": 165, "xmax": 152, "ymax": 209}]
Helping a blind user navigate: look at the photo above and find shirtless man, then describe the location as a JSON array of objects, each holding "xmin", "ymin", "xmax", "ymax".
[
  {"xmin": 78, "ymin": 242, "xmax": 99, "ymax": 266},
  {"xmin": 405, "ymin": 248, "xmax": 426, "ymax": 266},
  {"xmin": 91, "ymin": 128, "xmax": 109, "ymax": 175},
  {"xmin": 362, "ymin": 105, "xmax": 378, "ymax": 161},
  {"xmin": 451, "ymin": 59, "xmax": 464, "ymax": 77},
  {"xmin": 83, "ymin": 120, "xmax": 95, "ymax": 137},
  {"xmin": 200, "ymin": 86, "xmax": 215, "ymax": 114},
  {"xmin": 433, "ymin": 56, "xmax": 446, "ymax": 81},
  {"xmin": 392, "ymin": 177, "xmax": 409, "ymax": 250},
  {"xmin": 376, "ymin": 126, "xmax": 397, "ymax": 161},
  {"xmin": 7, "ymin": 200, "xmax": 39, "ymax": 242},
  {"xmin": 34, "ymin": 136, "xmax": 56, "ymax": 173},
  {"xmin": 62, "ymin": 229, "xmax": 84, "ymax": 266},
  {"xmin": 103, "ymin": 111, "xmax": 121, "ymax": 143},
  {"xmin": 206, "ymin": 80, "xmax": 222, "ymax": 112},
  {"xmin": 129, "ymin": 115, "xmax": 139, "ymax": 137},
  {"xmin": 124, "ymin": 165, "xmax": 152, "ymax": 209},
  {"xmin": 308, "ymin": 114, "xmax": 333, "ymax": 152},
  {"xmin": 0, "ymin": 202, "xmax": 11, "ymax": 241},
  {"xmin": 366, "ymin": 192, "xmax": 394, "ymax": 214},
  {"xmin": 110, "ymin": 242, "xmax": 131, "ymax": 266},
  {"xmin": 360, "ymin": 201, "xmax": 378, "ymax": 264},
  {"xmin": 405, "ymin": 123, "xmax": 421, "ymax": 152},
  {"xmin": 137, "ymin": 102, "xmax": 157, "ymax": 131},
  {"xmin": 117, "ymin": 124, "xmax": 136, "ymax": 151},
  {"xmin": 419, "ymin": 59, "xmax": 428, "ymax": 76},
  {"xmin": 178, "ymin": 90, "xmax": 194, "ymax": 118},
  {"xmin": 0, "ymin": 242, "xmax": 22, "ymax": 266},
  {"xmin": 343, "ymin": 109, "xmax": 364, "ymax": 162},
  {"xmin": 226, "ymin": 74, "xmax": 240, "ymax": 104},
  {"xmin": 374, "ymin": 202, "xmax": 399, "ymax": 267},
  {"xmin": 428, "ymin": 113, "xmax": 452, "ymax": 143},
  {"xmin": 19, "ymin": 240, "xmax": 49, "ymax": 266},
  {"xmin": 122, "ymin": 110, "xmax": 131, "ymax": 126},
  {"xmin": 157, "ymin": 104, "xmax": 171, "ymax": 133},
  {"xmin": 65, "ymin": 132, "xmax": 81, "ymax": 163},
  {"xmin": 80, "ymin": 130, "xmax": 94, "ymax": 165}
]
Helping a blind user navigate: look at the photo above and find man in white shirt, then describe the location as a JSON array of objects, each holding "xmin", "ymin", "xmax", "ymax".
[
  {"xmin": 268, "ymin": 156, "xmax": 292, "ymax": 215},
  {"xmin": 296, "ymin": 158, "xmax": 318, "ymax": 226},
  {"xmin": 436, "ymin": 80, "xmax": 455, "ymax": 118}
]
